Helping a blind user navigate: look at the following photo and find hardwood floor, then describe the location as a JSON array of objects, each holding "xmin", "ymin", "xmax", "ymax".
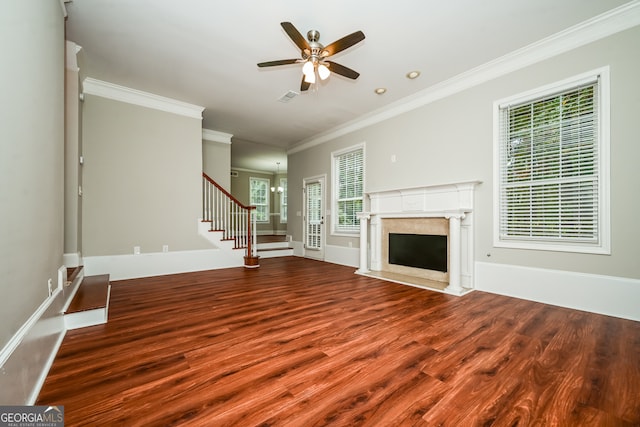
[{"xmin": 37, "ymin": 257, "xmax": 640, "ymax": 426}]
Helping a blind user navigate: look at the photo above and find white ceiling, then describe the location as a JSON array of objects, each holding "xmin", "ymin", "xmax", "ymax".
[{"xmin": 65, "ymin": 0, "xmax": 631, "ymax": 172}]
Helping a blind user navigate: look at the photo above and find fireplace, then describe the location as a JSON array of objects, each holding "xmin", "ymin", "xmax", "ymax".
[
  {"xmin": 356, "ymin": 181, "xmax": 480, "ymax": 296},
  {"xmin": 388, "ymin": 233, "xmax": 447, "ymax": 272},
  {"xmin": 381, "ymin": 217, "xmax": 449, "ymax": 283}
]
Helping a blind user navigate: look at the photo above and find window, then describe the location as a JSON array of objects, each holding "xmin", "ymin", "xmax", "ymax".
[
  {"xmin": 249, "ymin": 177, "xmax": 269, "ymax": 223},
  {"xmin": 332, "ymin": 144, "xmax": 364, "ymax": 234},
  {"xmin": 280, "ymin": 178, "xmax": 288, "ymax": 223},
  {"xmin": 494, "ymin": 68, "xmax": 609, "ymax": 254}
]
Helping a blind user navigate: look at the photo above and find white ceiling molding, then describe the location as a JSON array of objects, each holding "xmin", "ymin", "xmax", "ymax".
[
  {"xmin": 231, "ymin": 167, "xmax": 277, "ymax": 175},
  {"xmin": 202, "ymin": 129, "xmax": 233, "ymax": 144},
  {"xmin": 288, "ymin": 0, "xmax": 640, "ymax": 155},
  {"xmin": 82, "ymin": 78, "xmax": 204, "ymax": 119}
]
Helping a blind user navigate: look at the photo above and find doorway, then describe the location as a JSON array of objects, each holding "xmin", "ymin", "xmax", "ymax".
[{"xmin": 303, "ymin": 175, "xmax": 325, "ymax": 260}]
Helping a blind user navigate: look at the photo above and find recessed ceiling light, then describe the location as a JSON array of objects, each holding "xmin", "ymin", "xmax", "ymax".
[
  {"xmin": 406, "ymin": 70, "xmax": 421, "ymax": 79},
  {"xmin": 374, "ymin": 88, "xmax": 387, "ymax": 95}
]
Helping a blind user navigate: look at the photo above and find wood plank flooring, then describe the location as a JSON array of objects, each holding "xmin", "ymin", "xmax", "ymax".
[{"xmin": 37, "ymin": 257, "xmax": 640, "ymax": 426}]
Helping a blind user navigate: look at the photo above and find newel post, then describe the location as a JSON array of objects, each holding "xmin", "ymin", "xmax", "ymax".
[{"xmin": 244, "ymin": 207, "xmax": 260, "ymax": 269}]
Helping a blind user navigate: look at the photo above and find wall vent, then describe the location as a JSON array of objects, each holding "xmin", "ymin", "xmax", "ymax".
[
  {"xmin": 230, "ymin": 170, "xmax": 239, "ymax": 177},
  {"xmin": 278, "ymin": 90, "xmax": 299, "ymax": 103}
]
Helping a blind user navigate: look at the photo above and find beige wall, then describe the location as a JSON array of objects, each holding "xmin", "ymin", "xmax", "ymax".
[
  {"xmin": 203, "ymin": 140, "xmax": 231, "ymax": 191},
  {"xmin": 288, "ymin": 26, "xmax": 640, "ymax": 280},
  {"xmin": 0, "ymin": 2, "xmax": 65, "ymax": 348},
  {"xmin": 82, "ymin": 96, "xmax": 211, "ymax": 256},
  {"xmin": 231, "ymin": 169, "xmax": 287, "ymax": 234}
]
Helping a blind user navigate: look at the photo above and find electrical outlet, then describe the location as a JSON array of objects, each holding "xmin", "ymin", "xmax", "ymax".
[
  {"xmin": 162, "ymin": 245, "xmax": 169, "ymax": 253},
  {"xmin": 134, "ymin": 246, "xmax": 141, "ymax": 255}
]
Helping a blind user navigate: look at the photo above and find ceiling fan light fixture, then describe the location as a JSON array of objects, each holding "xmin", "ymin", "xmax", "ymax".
[
  {"xmin": 258, "ymin": 22, "xmax": 365, "ymax": 92},
  {"xmin": 318, "ymin": 63, "xmax": 330, "ymax": 80},
  {"xmin": 302, "ymin": 60, "xmax": 314, "ymax": 77},
  {"xmin": 304, "ymin": 71, "xmax": 316, "ymax": 84}
]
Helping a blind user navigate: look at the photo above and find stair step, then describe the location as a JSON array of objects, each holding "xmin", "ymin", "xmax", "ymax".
[
  {"xmin": 257, "ymin": 235, "xmax": 287, "ymax": 244},
  {"xmin": 66, "ymin": 266, "xmax": 82, "ymax": 284},
  {"xmin": 66, "ymin": 274, "xmax": 109, "ymax": 313},
  {"xmin": 257, "ymin": 247, "xmax": 294, "ymax": 258},
  {"xmin": 65, "ymin": 274, "xmax": 111, "ymax": 330},
  {"xmin": 258, "ymin": 246, "xmax": 291, "ymax": 252},
  {"xmin": 257, "ymin": 241, "xmax": 291, "ymax": 250}
]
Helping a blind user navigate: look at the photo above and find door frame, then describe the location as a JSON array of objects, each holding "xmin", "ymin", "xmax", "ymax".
[{"xmin": 302, "ymin": 174, "xmax": 326, "ymax": 261}]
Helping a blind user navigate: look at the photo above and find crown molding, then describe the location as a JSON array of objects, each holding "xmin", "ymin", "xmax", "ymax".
[
  {"xmin": 231, "ymin": 167, "xmax": 279, "ymax": 175},
  {"xmin": 82, "ymin": 78, "xmax": 204, "ymax": 119},
  {"xmin": 288, "ymin": 0, "xmax": 640, "ymax": 155},
  {"xmin": 202, "ymin": 128, "xmax": 233, "ymax": 144}
]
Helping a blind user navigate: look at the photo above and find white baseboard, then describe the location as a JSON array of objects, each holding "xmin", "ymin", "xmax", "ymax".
[
  {"xmin": 324, "ymin": 244, "xmax": 359, "ymax": 268},
  {"xmin": 289, "ymin": 241, "xmax": 359, "ymax": 267},
  {"xmin": 292, "ymin": 241, "xmax": 304, "ymax": 257},
  {"xmin": 476, "ymin": 261, "xmax": 640, "ymax": 321},
  {"xmin": 83, "ymin": 248, "xmax": 244, "ymax": 281},
  {"xmin": 63, "ymin": 252, "xmax": 81, "ymax": 267},
  {"xmin": 0, "ymin": 289, "xmax": 66, "ymax": 405}
]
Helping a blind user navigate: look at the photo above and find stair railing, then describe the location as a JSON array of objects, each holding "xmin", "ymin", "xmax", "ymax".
[{"xmin": 202, "ymin": 173, "xmax": 257, "ymax": 261}]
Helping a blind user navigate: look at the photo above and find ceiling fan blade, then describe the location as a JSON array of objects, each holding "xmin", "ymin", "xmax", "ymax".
[
  {"xmin": 322, "ymin": 31, "xmax": 365, "ymax": 57},
  {"xmin": 326, "ymin": 61, "xmax": 360, "ymax": 79},
  {"xmin": 300, "ymin": 75, "xmax": 311, "ymax": 92},
  {"xmin": 257, "ymin": 59, "xmax": 299, "ymax": 67},
  {"xmin": 281, "ymin": 22, "xmax": 310, "ymax": 52}
]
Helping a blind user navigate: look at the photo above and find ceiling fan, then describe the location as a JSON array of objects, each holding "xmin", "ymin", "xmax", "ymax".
[{"xmin": 257, "ymin": 22, "xmax": 365, "ymax": 92}]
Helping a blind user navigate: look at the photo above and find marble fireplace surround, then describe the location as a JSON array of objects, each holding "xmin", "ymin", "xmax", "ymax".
[{"xmin": 356, "ymin": 181, "xmax": 480, "ymax": 296}]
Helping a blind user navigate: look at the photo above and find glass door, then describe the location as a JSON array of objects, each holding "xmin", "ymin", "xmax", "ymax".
[{"xmin": 303, "ymin": 176, "xmax": 325, "ymax": 260}]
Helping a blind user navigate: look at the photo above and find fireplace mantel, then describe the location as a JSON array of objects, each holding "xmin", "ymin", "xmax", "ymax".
[{"xmin": 356, "ymin": 181, "xmax": 480, "ymax": 296}]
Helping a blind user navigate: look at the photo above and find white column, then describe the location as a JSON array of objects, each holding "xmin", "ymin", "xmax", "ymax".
[
  {"xmin": 445, "ymin": 215, "xmax": 463, "ymax": 295},
  {"xmin": 356, "ymin": 212, "xmax": 370, "ymax": 274}
]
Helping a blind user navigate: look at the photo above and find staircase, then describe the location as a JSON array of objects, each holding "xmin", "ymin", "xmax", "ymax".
[
  {"xmin": 202, "ymin": 173, "xmax": 259, "ymax": 267},
  {"xmin": 257, "ymin": 235, "xmax": 294, "ymax": 258},
  {"xmin": 63, "ymin": 266, "xmax": 111, "ymax": 330}
]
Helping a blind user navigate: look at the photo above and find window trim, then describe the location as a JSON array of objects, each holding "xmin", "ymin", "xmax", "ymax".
[
  {"xmin": 249, "ymin": 176, "xmax": 270, "ymax": 223},
  {"xmin": 279, "ymin": 177, "xmax": 288, "ymax": 223},
  {"xmin": 492, "ymin": 67, "xmax": 610, "ymax": 254},
  {"xmin": 331, "ymin": 143, "xmax": 365, "ymax": 237}
]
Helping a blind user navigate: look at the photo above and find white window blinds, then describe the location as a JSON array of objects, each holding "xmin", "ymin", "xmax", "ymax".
[
  {"xmin": 335, "ymin": 147, "xmax": 364, "ymax": 232},
  {"xmin": 497, "ymin": 77, "xmax": 601, "ymax": 247}
]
